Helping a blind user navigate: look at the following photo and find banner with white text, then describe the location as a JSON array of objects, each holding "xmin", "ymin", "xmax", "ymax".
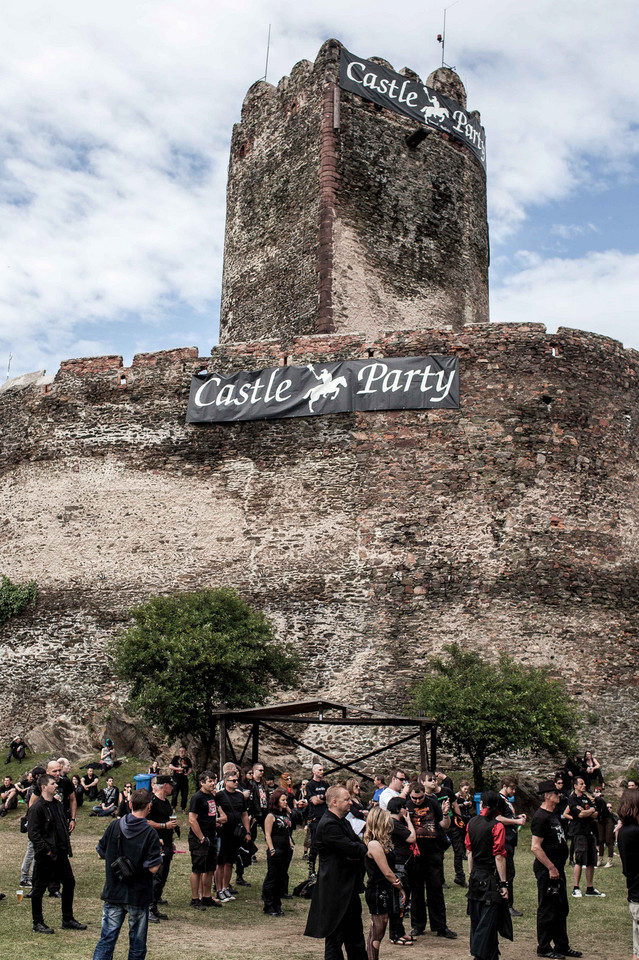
[
  {"xmin": 339, "ymin": 48, "xmax": 486, "ymax": 172},
  {"xmin": 186, "ymin": 356, "xmax": 459, "ymax": 423}
]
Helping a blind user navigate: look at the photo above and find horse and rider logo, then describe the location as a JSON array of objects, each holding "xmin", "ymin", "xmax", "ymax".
[
  {"xmin": 303, "ymin": 364, "xmax": 348, "ymax": 413},
  {"xmin": 420, "ymin": 91, "xmax": 450, "ymax": 124}
]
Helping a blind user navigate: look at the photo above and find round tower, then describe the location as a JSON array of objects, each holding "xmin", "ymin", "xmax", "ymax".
[{"xmin": 220, "ymin": 39, "xmax": 489, "ymax": 343}]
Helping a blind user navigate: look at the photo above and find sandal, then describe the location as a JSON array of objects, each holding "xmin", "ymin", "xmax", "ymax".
[{"xmin": 390, "ymin": 937, "xmax": 414, "ymax": 946}]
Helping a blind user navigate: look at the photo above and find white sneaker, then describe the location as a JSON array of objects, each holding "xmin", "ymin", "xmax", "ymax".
[
  {"xmin": 603, "ymin": 859, "xmax": 613, "ymax": 868},
  {"xmin": 217, "ymin": 889, "xmax": 231, "ymax": 901},
  {"xmin": 572, "ymin": 888, "xmax": 582, "ymax": 898},
  {"xmin": 222, "ymin": 888, "xmax": 236, "ymax": 900},
  {"xmin": 585, "ymin": 888, "xmax": 606, "ymax": 897}
]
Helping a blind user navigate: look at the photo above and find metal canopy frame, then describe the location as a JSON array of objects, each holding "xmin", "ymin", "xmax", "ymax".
[{"xmin": 211, "ymin": 700, "xmax": 437, "ymax": 782}]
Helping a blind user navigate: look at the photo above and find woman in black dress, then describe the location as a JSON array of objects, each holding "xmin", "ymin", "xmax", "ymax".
[
  {"xmin": 364, "ymin": 807, "xmax": 405, "ymax": 959},
  {"xmin": 262, "ymin": 788, "xmax": 300, "ymax": 916}
]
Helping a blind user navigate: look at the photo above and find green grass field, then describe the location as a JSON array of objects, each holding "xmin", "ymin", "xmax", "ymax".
[{"xmin": 0, "ymin": 755, "xmax": 633, "ymax": 960}]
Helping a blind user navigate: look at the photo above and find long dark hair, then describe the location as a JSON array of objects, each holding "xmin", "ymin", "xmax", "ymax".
[{"xmin": 618, "ymin": 789, "xmax": 639, "ymax": 825}]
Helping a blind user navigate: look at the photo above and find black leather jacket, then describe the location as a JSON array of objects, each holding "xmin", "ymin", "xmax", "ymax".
[{"xmin": 27, "ymin": 797, "xmax": 72, "ymax": 858}]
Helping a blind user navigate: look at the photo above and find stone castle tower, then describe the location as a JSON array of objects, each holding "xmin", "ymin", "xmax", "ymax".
[
  {"xmin": 1, "ymin": 40, "xmax": 637, "ymax": 771},
  {"xmin": 220, "ymin": 39, "xmax": 489, "ymax": 342}
]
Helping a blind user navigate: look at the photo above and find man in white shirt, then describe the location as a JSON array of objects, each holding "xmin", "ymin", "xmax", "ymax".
[{"xmin": 379, "ymin": 769, "xmax": 409, "ymax": 810}]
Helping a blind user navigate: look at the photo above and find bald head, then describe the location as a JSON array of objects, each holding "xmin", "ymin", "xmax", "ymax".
[{"xmin": 46, "ymin": 760, "xmax": 61, "ymax": 780}]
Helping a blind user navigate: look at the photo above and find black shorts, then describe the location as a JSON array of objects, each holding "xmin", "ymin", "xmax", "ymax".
[
  {"xmin": 217, "ymin": 833, "xmax": 241, "ymax": 866},
  {"xmin": 189, "ymin": 836, "xmax": 217, "ymax": 874},
  {"xmin": 573, "ymin": 833, "xmax": 597, "ymax": 867}
]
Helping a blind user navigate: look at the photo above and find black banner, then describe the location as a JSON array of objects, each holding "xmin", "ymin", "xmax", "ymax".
[
  {"xmin": 187, "ymin": 356, "xmax": 459, "ymax": 423},
  {"xmin": 339, "ymin": 48, "xmax": 486, "ymax": 172}
]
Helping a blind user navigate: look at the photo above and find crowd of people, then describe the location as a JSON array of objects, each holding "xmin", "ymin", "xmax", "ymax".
[{"xmin": 1, "ymin": 739, "xmax": 638, "ymax": 960}]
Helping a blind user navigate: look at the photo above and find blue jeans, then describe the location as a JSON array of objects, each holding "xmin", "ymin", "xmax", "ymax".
[{"xmin": 92, "ymin": 902, "xmax": 149, "ymax": 960}]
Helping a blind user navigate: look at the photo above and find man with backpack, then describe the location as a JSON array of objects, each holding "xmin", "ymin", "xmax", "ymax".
[{"xmin": 92, "ymin": 788, "xmax": 162, "ymax": 960}]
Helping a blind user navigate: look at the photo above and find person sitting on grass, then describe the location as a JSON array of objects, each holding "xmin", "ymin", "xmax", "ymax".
[
  {"xmin": 16, "ymin": 771, "xmax": 34, "ymax": 802},
  {"xmin": 81, "ymin": 767, "xmax": 100, "ymax": 801},
  {"xmin": 98, "ymin": 739, "xmax": 115, "ymax": 776},
  {"xmin": 91, "ymin": 778, "xmax": 120, "ymax": 817},
  {"xmin": 0, "ymin": 775, "xmax": 18, "ymax": 816}
]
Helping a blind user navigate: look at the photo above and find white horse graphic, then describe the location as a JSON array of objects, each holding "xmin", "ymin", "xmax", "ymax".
[
  {"xmin": 304, "ymin": 364, "xmax": 348, "ymax": 413},
  {"xmin": 420, "ymin": 92, "xmax": 450, "ymax": 123}
]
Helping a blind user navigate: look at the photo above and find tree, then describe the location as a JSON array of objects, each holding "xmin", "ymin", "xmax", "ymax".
[
  {"xmin": 412, "ymin": 643, "xmax": 581, "ymax": 789},
  {"xmin": 111, "ymin": 588, "xmax": 300, "ymax": 764},
  {"xmin": 0, "ymin": 574, "xmax": 37, "ymax": 627}
]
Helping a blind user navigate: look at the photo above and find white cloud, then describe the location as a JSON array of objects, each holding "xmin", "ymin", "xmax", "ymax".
[
  {"xmin": 550, "ymin": 224, "xmax": 598, "ymax": 240},
  {"xmin": 491, "ymin": 249, "xmax": 639, "ymax": 349},
  {"xmin": 0, "ymin": 0, "xmax": 638, "ymax": 376}
]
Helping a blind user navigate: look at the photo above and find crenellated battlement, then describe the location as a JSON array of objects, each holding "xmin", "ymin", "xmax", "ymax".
[{"xmin": 2, "ymin": 324, "xmax": 637, "ymax": 406}]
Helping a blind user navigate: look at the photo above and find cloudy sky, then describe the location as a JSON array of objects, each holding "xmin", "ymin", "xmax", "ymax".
[{"xmin": 1, "ymin": 0, "xmax": 637, "ymax": 378}]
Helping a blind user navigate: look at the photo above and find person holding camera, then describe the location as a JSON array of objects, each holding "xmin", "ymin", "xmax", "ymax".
[{"xmin": 92, "ymin": 788, "xmax": 162, "ymax": 960}]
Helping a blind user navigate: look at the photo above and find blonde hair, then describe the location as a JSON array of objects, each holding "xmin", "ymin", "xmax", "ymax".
[{"xmin": 364, "ymin": 806, "xmax": 393, "ymax": 853}]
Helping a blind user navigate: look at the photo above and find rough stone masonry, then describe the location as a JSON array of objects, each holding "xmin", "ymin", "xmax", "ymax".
[{"xmin": 0, "ymin": 40, "xmax": 637, "ymax": 772}]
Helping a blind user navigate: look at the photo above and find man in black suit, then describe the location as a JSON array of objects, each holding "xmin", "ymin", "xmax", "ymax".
[{"xmin": 304, "ymin": 784, "xmax": 367, "ymax": 960}]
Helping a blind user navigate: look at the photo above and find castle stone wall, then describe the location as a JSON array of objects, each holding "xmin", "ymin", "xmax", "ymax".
[{"xmin": 1, "ymin": 328, "xmax": 638, "ymax": 769}]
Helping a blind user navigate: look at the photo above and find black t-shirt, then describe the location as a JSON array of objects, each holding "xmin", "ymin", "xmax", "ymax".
[
  {"xmin": 57, "ymin": 776, "xmax": 75, "ymax": 817},
  {"xmin": 81, "ymin": 775, "xmax": 99, "ymax": 800},
  {"xmin": 391, "ymin": 818, "xmax": 412, "ymax": 864},
  {"xmin": 171, "ymin": 755, "xmax": 192, "ymax": 780},
  {"xmin": 531, "ymin": 807, "xmax": 568, "ymax": 874},
  {"xmin": 568, "ymin": 792, "xmax": 597, "ymax": 836},
  {"xmin": 306, "ymin": 778, "xmax": 329, "ymax": 821},
  {"xmin": 149, "ymin": 795, "xmax": 174, "ymax": 846},
  {"xmin": 216, "ymin": 788, "xmax": 247, "ymax": 834},
  {"xmin": 188, "ymin": 789, "xmax": 218, "ymax": 839},
  {"xmin": 250, "ymin": 780, "xmax": 269, "ymax": 818},
  {"xmin": 436, "ymin": 786, "xmax": 454, "ymax": 805},
  {"xmin": 406, "ymin": 795, "xmax": 442, "ymax": 847},
  {"xmin": 618, "ymin": 822, "xmax": 639, "ymax": 903}
]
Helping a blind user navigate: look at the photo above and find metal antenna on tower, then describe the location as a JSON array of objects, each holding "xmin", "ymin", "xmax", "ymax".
[
  {"xmin": 262, "ymin": 24, "xmax": 272, "ymax": 82},
  {"xmin": 437, "ymin": 1, "xmax": 460, "ymax": 69}
]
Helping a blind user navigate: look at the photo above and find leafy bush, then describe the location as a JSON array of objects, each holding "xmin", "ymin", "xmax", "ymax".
[{"xmin": 0, "ymin": 574, "xmax": 38, "ymax": 626}]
